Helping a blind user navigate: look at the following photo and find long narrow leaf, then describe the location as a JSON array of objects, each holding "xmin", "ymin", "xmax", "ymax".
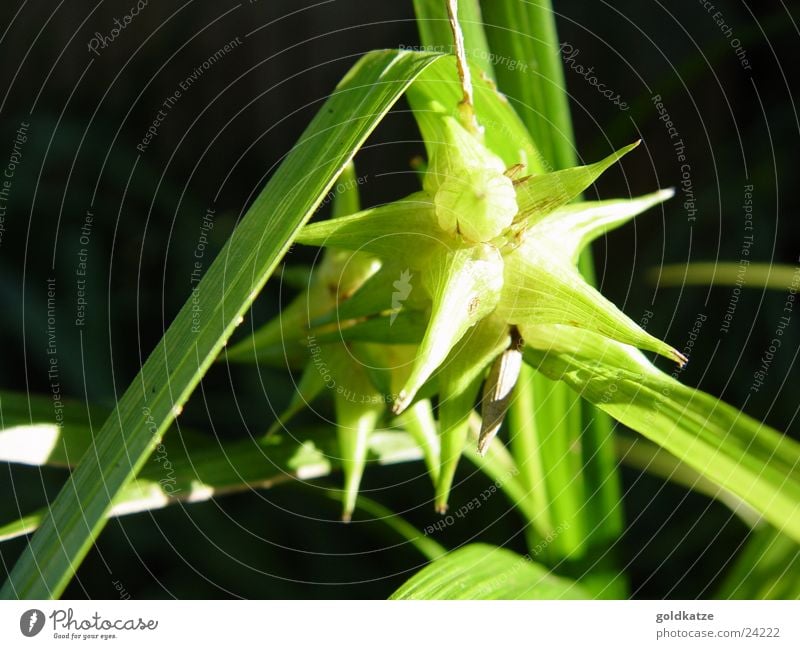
[
  {"xmin": 480, "ymin": 0, "xmax": 576, "ymax": 171},
  {"xmin": 651, "ymin": 262, "xmax": 800, "ymax": 289},
  {"xmin": 480, "ymin": 0, "xmax": 625, "ymax": 564},
  {"xmin": 715, "ymin": 526, "xmax": 800, "ymax": 599},
  {"xmin": 523, "ymin": 325, "xmax": 800, "ymax": 542},
  {"xmin": 1, "ymin": 49, "xmax": 443, "ymax": 600},
  {"xmin": 0, "ymin": 428, "xmax": 424, "ymax": 543},
  {"xmin": 389, "ymin": 543, "xmax": 589, "ymax": 599},
  {"xmin": 413, "ymin": 0, "xmax": 495, "ymax": 82}
]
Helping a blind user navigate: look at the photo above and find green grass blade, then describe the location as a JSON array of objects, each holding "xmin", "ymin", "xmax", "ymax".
[
  {"xmin": 0, "ymin": 392, "xmax": 101, "ymax": 468},
  {"xmin": 462, "ymin": 415, "xmax": 538, "ymax": 525},
  {"xmin": 407, "ymin": 57, "xmax": 544, "ymax": 173},
  {"xmin": 0, "ymin": 428, "xmax": 425, "ymax": 543},
  {"xmin": 1, "ymin": 49, "xmax": 443, "ymax": 600},
  {"xmin": 413, "ymin": 0, "xmax": 495, "ymax": 82},
  {"xmin": 651, "ymin": 262, "xmax": 800, "ymax": 289},
  {"xmin": 0, "ymin": 515, "xmax": 41, "ymax": 543},
  {"xmin": 396, "ymin": 399, "xmax": 441, "ymax": 486},
  {"xmin": 0, "ymin": 392, "xmax": 212, "ymax": 468},
  {"xmin": 331, "ymin": 160, "xmax": 361, "ymax": 217},
  {"xmin": 507, "ymin": 365, "xmax": 585, "ymax": 560},
  {"xmin": 480, "ymin": 0, "xmax": 624, "ymax": 564},
  {"xmin": 389, "ymin": 543, "xmax": 589, "ymax": 599},
  {"xmin": 715, "ymin": 526, "xmax": 800, "ymax": 599},
  {"xmin": 616, "ymin": 434, "xmax": 761, "ymax": 527},
  {"xmin": 480, "ymin": 0, "xmax": 576, "ymax": 170},
  {"xmin": 524, "ymin": 326, "xmax": 800, "ymax": 542}
]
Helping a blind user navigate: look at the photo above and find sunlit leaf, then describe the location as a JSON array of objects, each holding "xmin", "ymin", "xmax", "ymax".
[
  {"xmin": 389, "ymin": 543, "xmax": 589, "ymax": 599},
  {"xmin": 523, "ymin": 325, "xmax": 800, "ymax": 543},
  {"xmin": 1, "ymin": 49, "xmax": 445, "ymax": 600}
]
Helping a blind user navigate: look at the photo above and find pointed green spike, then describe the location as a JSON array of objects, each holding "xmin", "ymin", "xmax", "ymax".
[
  {"xmin": 521, "ymin": 323, "xmax": 800, "ymax": 544},
  {"xmin": 437, "ymin": 378, "xmax": 482, "ymax": 514},
  {"xmin": 534, "ymin": 189, "xmax": 675, "ymax": 264},
  {"xmin": 327, "ymin": 347, "xmax": 384, "ymax": 521},
  {"xmin": 435, "ymin": 315, "xmax": 510, "ymax": 512},
  {"xmin": 499, "ymin": 240, "xmax": 686, "ymax": 365},
  {"xmin": 396, "ymin": 399, "xmax": 441, "ymax": 486},
  {"xmin": 297, "ymin": 192, "xmax": 445, "ymax": 259},
  {"xmin": 393, "ymin": 244, "xmax": 504, "ymax": 414},
  {"xmin": 513, "ymin": 141, "xmax": 641, "ymax": 225}
]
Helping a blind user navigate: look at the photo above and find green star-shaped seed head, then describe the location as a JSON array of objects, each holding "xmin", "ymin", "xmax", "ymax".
[{"xmin": 237, "ymin": 90, "xmax": 682, "ymax": 515}]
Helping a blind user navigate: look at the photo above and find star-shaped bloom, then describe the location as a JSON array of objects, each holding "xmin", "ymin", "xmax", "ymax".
[{"xmin": 232, "ymin": 106, "xmax": 682, "ymax": 516}]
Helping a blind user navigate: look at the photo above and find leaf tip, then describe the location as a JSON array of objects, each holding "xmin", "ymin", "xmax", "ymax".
[{"xmin": 659, "ymin": 187, "xmax": 676, "ymax": 201}]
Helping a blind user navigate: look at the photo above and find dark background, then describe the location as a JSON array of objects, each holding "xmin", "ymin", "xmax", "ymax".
[{"xmin": 0, "ymin": 0, "xmax": 797, "ymax": 598}]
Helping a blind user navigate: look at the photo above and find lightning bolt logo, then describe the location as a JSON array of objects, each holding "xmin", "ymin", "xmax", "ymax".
[
  {"xmin": 390, "ymin": 269, "xmax": 413, "ymax": 325},
  {"xmin": 20, "ymin": 608, "xmax": 45, "ymax": 637}
]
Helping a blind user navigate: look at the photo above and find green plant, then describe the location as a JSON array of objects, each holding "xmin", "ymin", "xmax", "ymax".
[{"xmin": 1, "ymin": 0, "xmax": 798, "ymax": 600}]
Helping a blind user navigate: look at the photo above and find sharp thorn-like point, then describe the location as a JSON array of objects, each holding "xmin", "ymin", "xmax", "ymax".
[
  {"xmin": 434, "ymin": 503, "xmax": 448, "ymax": 515},
  {"xmin": 341, "ymin": 510, "xmax": 352, "ymax": 523}
]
